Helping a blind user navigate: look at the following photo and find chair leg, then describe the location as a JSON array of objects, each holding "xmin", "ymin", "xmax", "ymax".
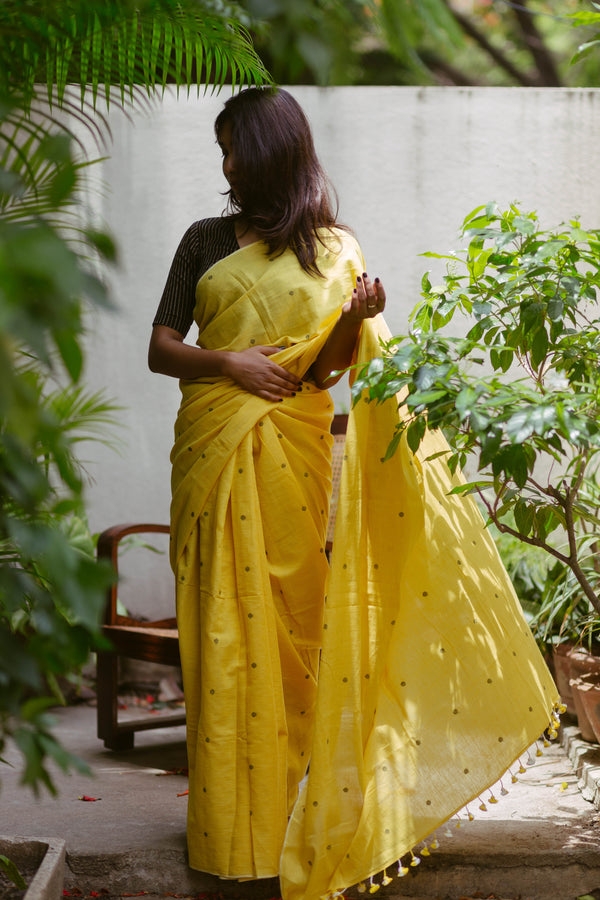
[
  {"xmin": 96, "ymin": 650, "xmax": 134, "ymax": 750},
  {"xmin": 103, "ymin": 730, "xmax": 135, "ymax": 751}
]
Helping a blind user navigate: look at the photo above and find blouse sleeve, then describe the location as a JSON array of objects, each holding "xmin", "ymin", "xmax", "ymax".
[{"xmin": 152, "ymin": 223, "xmax": 202, "ymax": 336}]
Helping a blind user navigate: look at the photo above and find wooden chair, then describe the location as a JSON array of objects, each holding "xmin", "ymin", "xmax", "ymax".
[
  {"xmin": 96, "ymin": 413, "xmax": 348, "ymax": 750},
  {"xmin": 96, "ymin": 522, "xmax": 184, "ymax": 750},
  {"xmin": 327, "ymin": 412, "xmax": 347, "ymax": 556}
]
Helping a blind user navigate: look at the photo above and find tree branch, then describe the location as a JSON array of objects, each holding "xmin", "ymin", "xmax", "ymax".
[
  {"xmin": 419, "ymin": 50, "xmax": 477, "ymax": 86},
  {"xmin": 510, "ymin": 0, "xmax": 562, "ymax": 86},
  {"xmin": 444, "ymin": 0, "xmax": 536, "ymax": 86}
]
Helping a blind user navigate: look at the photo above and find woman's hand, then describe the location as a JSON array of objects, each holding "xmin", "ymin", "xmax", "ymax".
[
  {"xmin": 149, "ymin": 327, "xmax": 299, "ymax": 400},
  {"xmin": 310, "ymin": 271, "xmax": 386, "ymax": 390},
  {"xmin": 223, "ymin": 346, "xmax": 302, "ymax": 402},
  {"xmin": 341, "ymin": 272, "xmax": 386, "ymax": 324}
]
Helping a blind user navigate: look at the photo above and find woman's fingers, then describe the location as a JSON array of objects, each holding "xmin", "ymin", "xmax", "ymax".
[
  {"xmin": 231, "ymin": 346, "xmax": 302, "ymax": 399},
  {"xmin": 373, "ymin": 276, "xmax": 386, "ymax": 309},
  {"xmin": 353, "ymin": 272, "xmax": 386, "ymax": 317},
  {"xmin": 254, "ymin": 346, "xmax": 300, "ymax": 387},
  {"xmin": 257, "ymin": 345, "xmax": 284, "ymax": 357}
]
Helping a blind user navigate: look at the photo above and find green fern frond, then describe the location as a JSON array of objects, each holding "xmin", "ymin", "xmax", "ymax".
[
  {"xmin": 44, "ymin": 384, "xmax": 123, "ymax": 449},
  {"xmin": 0, "ymin": 0, "xmax": 271, "ymax": 116}
]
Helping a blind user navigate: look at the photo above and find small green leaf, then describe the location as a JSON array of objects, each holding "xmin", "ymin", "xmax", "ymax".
[
  {"xmin": 383, "ymin": 429, "xmax": 402, "ymax": 462},
  {"xmin": 531, "ymin": 327, "xmax": 549, "ymax": 370},
  {"xmin": 510, "ymin": 447, "xmax": 529, "ymax": 489},
  {"xmin": 0, "ymin": 856, "xmax": 27, "ymax": 890},
  {"xmin": 406, "ymin": 417, "xmax": 426, "ymax": 453},
  {"xmin": 54, "ymin": 331, "xmax": 83, "ymax": 382},
  {"xmin": 514, "ymin": 499, "xmax": 534, "ymax": 537},
  {"xmin": 506, "ymin": 409, "xmax": 534, "ymax": 444},
  {"xmin": 469, "ymin": 408, "xmax": 489, "ymax": 433},
  {"xmin": 547, "ymin": 297, "xmax": 564, "ymax": 321},
  {"xmin": 414, "ymin": 364, "xmax": 439, "ymax": 391}
]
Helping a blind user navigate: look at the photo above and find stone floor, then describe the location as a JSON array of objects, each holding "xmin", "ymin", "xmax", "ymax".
[{"xmin": 1, "ymin": 703, "xmax": 600, "ymax": 900}]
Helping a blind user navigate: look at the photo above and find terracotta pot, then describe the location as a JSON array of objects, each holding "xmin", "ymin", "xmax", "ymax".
[
  {"xmin": 552, "ymin": 642, "xmax": 576, "ymax": 715},
  {"xmin": 570, "ymin": 675, "xmax": 600, "ymax": 743},
  {"xmin": 569, "ymin": 648, "xmax": 600, "ymax": 680},
  {"xmin": 577, "ymin": 679, "xmax": 600, "ymax": 744}
]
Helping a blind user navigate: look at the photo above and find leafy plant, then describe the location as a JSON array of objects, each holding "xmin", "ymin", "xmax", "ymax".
[
  {"xmin": 0, "ymin": 0, "xmax": 269, "ymax": 112},
  {"xmin": 0, "ymin": 136, "xmax": 118, "ymax": 792},
  {"xmin": 1, "ymin": 0, "xmax": 270, "ymax": 795},
  {"xmin": 352, "ymin": 203, "xmax": 600, "ymax": 624},
  {"xmin": 492, "ymin": 524, "xmax": 551, "ymax": 620},
  {"xmin": 569, "ymin": 1, "xmax": 600, "ymax": 66},
  {"xmin": 241, "ymin": 0, "xmax": 600, "ymax": 87}
]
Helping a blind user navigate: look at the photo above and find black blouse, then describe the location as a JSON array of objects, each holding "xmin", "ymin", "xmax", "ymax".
[{"xmin": 152, "ymin": 217, "xmax": 239, "ymax": 336}]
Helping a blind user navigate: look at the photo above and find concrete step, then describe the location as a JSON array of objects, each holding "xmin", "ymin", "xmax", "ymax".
[{"xmin": 1, "ymin": 706, "xmax": 599, "ymax": 900}]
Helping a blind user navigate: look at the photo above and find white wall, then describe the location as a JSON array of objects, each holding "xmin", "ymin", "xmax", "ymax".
[{"xmin": 83, "ymin": 86, "xmax": 600, "ymax": 555}]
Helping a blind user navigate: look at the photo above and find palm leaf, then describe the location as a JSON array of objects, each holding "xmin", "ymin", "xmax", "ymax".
[
  {"xmin": 0, "ymin": 0, "xmax": 271, "ymax": 115},
  {"xmin": 43, "ymin": 384, "xmax": 122, "ymax": 449}
]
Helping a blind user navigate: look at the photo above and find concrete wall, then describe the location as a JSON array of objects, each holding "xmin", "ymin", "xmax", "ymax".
[{"xmin": 82, "ymin": 86, "xmax": 600, "ymax": 611}]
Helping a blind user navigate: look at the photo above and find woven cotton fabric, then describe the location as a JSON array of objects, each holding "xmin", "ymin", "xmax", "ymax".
[
  {"xmin": 169, "ymin": 231, "xmax": 559, "ymax": 899},
  {"xmin": 280, "ymin": 317, "xmax": 559, "ymax": 900}
]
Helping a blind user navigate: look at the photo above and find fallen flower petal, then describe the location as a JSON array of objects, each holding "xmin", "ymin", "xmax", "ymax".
[
  {"xmin": 177, "ymin": 789, "xmax": 189, "ymax": 797},
  {"xmin": 78, "ymin": 795, "xmax": 101, "ymax": 802}
]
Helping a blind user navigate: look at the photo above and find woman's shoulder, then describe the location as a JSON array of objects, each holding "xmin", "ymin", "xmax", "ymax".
[
  {"xmin": 181, "ymin": 217, "xmax": 236, "ymax": 244},
  {"xmin": 197, "ymin": 217, "xmax": 237, "ymax": 239},
  {"xmin": 175, "ymin": 217, "xmax": 238, "ymax": 262},
  {"xmin": 319, "ymin": 225, "xmax": 363, "ymax": 261}
]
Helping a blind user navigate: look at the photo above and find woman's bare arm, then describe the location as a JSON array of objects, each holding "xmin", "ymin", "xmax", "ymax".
[
  {"xmin": 148, "ymin": 325, "xmax": 301, "ymax": 402},
  {"xmin": 149, "ymin": 325, "xmax": 227, "ymax": 379}
]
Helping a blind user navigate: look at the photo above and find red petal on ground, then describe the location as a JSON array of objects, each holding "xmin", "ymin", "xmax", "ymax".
[
  {"xmin": 78, "ymin": 795, "xmax": 101, "ymax": 801},
  {"xmin": 176, "ymin": 789, "xmax": 189, "ymax": 797}
]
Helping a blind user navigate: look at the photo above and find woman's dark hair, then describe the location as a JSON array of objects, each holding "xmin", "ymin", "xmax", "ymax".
[{"xmin": 215, "ymin": 87, "xmax": 341, "ymax": 276}]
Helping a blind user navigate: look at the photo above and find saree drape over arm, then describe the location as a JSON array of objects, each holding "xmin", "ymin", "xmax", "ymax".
[{"xmin": 169, "ymin": 229, "xmax": 559, "ymax": 900}]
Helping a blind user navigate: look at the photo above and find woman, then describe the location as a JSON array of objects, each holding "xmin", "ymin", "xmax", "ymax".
[{"xmin": 149, "ymin": 87, "xmax": 559, "ymax": 900}]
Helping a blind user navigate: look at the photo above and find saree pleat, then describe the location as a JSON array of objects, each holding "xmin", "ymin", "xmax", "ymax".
[
  {"xmin": 170, "ymin": 230, "xmax": 559, "ymax": 897},
  {"xmin": 172, "ymin": 232, "xmax": 363, "ymax": 879}
]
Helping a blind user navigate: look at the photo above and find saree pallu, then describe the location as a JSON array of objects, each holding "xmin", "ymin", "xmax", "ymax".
[{"xmin": 170, "ymin": 229, "xmax": 560, "ymax": 899}]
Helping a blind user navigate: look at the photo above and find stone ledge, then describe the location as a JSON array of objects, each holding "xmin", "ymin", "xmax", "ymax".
[
  {"xmin": 561, "ymin": 724, "xmax": 600, "ymax": 808},
  {"xmin": 0, "ymin": 836, "xmax": 66, "ymax": 900}
]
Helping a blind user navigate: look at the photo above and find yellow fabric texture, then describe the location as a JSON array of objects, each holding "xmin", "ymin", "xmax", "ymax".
[
  {"xmin": 170, "ymin": 230, "xmax": 559, "ymax": 899},
  {"xmin": 171, "ymin": 229, "xmax": 364, "ymax": 879},
  {"xmin": 280, "ymin": 315, "xmax": 559, "ymax": 900}
]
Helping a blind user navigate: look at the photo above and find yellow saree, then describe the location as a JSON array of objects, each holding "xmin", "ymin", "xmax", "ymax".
[{"xmin": 170, "ymin": 228, "xmax": 559, "ymax": 900}]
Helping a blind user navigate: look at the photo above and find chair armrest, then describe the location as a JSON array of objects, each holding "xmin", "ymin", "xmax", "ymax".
[
  {"xmin": 331, "ymin": 413, "xmax": 348, "ymax": 435},
  {"xmin": 97, "ymin": 523, "xmax": 170, "ymax": 624}
]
